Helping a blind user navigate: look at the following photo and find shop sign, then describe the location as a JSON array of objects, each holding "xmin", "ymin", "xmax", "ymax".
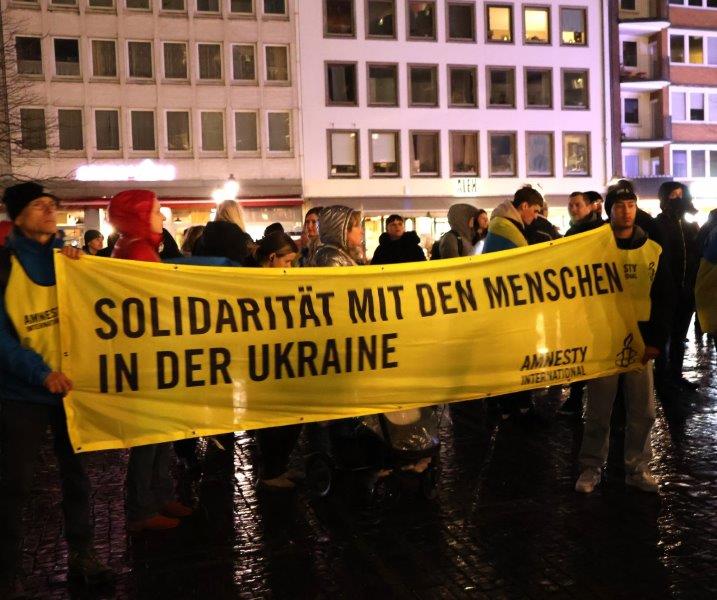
[{"xmin": 453, "ymin": 178, "xmax": 479, "ymax": 197}]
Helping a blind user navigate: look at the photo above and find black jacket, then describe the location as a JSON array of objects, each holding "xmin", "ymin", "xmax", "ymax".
[
  {"xmin": 525, "ymin": 215, "xmax": 561, "ymax": 245},
  {"xmin": 193, "ymin": 221, "xmax": 254, "ymax": 265},
  {"xmin": 564, "ymin": 212, "xmax": 603, "ymax": 237},
  {"xmin": 654, "ymin": 211, "xmax": 700, "ymax": 290},
  {"xmin": 616, "ymin": 226, "xmax": 674, "ymax": 349},
  {"xmin": 371, "ymin": 231, "xmax": 426, "ymax": 265},
  {"xmin": 636, "ymin": 209, "xmax": 665, "ymax": 249}
]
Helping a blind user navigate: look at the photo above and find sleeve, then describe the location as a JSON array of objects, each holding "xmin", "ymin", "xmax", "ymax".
[
  {"xmin": 439, "ymin": 233, "xmax": 460, "ymax": 258},
  {"xmin": 0, "ymin": 293, "xmax": 52, "ymax": 387},
  {"xmin": 370, "ymin": 246, "xmax": 386, "ymax": 265},
  {"xmin": 412, "ymin": 244, "xmax": 427, "ymax": 262}
]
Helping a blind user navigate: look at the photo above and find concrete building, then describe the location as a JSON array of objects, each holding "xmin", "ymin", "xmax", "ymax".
[
  {"xmin": 0, "ymin": 0, "xmax": 302, "ymax": 242},
  {"xmin": 297, "ymin": 0, "xmax": 614, "ymax": 246},
  {"xmin": 616, "ymin": 0, "xmax": 717, "ymax": 220}
]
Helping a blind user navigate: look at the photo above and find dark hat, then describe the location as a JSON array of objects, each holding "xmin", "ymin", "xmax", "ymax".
[
  {"xmin": 263, "ymin": 222, "xmax": 284, "ymax": 237},
  {"xmin": 1, "ymin": 182, "xmax": 51, "ymax": 221},
  {"xmin": 84, "ymin": 229, "xmax": 103, "ymax": 245},
  {"xmin": 604, "ymin": 185, "xmax": 637, "ymax": 216}
]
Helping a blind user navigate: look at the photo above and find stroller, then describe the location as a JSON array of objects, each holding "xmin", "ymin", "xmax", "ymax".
[{"xmin": 305, "ymin": 406, "xmax": 442, "ymax": 503}]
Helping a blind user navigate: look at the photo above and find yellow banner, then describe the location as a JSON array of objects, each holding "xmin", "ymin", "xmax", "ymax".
[{"xmin": 55, "ymin": 225, "xmax": 644, "ymax": 452}]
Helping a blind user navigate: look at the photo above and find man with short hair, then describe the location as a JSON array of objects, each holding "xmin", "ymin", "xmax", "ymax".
[
  {"xmin": 565, "ymin": 192, "xmax": 602, "ymax": 237},
  {"xmin": 483, "ymin": 186, "xmax": 543, "ymax": 253},
  {"xmin": 575, "ymin": 185, "xmax": 673, "ymax": 494},
  {"xmin": 371, "ymin": 214, "xmax": 426, "ymax": 264},
  {"xmin": 0, "ymin": 182, "xmax": 114, "ymax": 596}
]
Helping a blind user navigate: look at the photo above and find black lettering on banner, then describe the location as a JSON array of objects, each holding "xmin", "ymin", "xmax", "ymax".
[
  {"xmin": 559, "ymin": 267, "xmax": 576, "ymax": 299},
  {"xmin": 437, "ymin": 281, "xmax": 458, "ymax": 314},
  {"xmin": 382, "ymin": 333, "xmax": 398, "ymax": 369},
  {"xmin": 377, "ymin": 287, "xmax": 389, "ymax": 321},
  {"xmin": 605, "ymin": 262, "xmax": 622, "ymax": 292},
  {"xmin": 188, "ymin": 297, "xmax": 211, "ymax": 335},
  {"xmin": 249, "ymin": 344, "xmax": 269, "ymax": 382},
  {"xmin": 575, "ymin": 265, "xmax": 593, "ymax": 297},
  {"xmin": 185, "ymin": 349, "xmax": 205, "ymax": 387},
  {"xmin": 275, "ymin": 295, "xmax": 296, "ymax": 328},
  {"xmin": 592, "ymin": 263, "xmax": 608, "ymax": 294},
  {"xmin": 216, "ymin": 299, "xmax": 238, "ymax": 333},
  {"xmin": 348, "ymin": 289, "xmax": 376, "ymax": 323},
  {"xmin": 297, "ymin": 341, "xmax": 319, "ymax": 377},
  {"xmin": 316, "ymin": 291, "xmax": 335, "ymax": 326},
  {"xmin": 387, "ymin": 285, "xmax": 404, "ymax": 319},
  {"xmin": 209, "ymin": 347, "xmax": 232, "ymax": 385},
  {"xmin": 358, "ymin": 336, "xmax": 377, "ymax": 371},
  {"xmin": 150, "ymin": 297, "xmax": 170, "ymax": 337},
  {"xmin": 416, "ymin": 283, "xmax": 437, "ymax": 316},
  {"xmin": 99, "ymin": 354, "xmax": 108, "ymax": 393},
  {"xmin": 122, "ymin": 298, "xmax": 145, "ymax": 339},
  {"xmin": 274, "ymin": 342, "xmax": 295, "ymax": 379},
  {"xmin": 298, "ymin": 288, "xmax": 321, "ymax": 328},
  {"xmin": 115, "ymin": 353, "xmax": 138, "ymax": 392},
  {"xmin": 544, "ymin": 269, "xmax": 560, "ymax": 301},
  {"xmin": 321, "ymin": 338, "xmax": 341, "ymax": 375},
  {"xmin": 94, "ymin": 298, "xmax": 117, "ymax": 340},
  {"xmin": 173, "ymin": 296, "xmax": 183, "ymax": 335},
  {"xmin": 506, "ymin": 274, "xmax": 527, "ymax": 306},
  {"xmin": 483, "ymin": 277, "xmax": 509, "ymax": 309},
  {"xmin": 263, "ymin": 296, "xmax": 277, "ymax": 330},
  {"xmin": 237, "ymin": 298, "xmax": 263, "ymax": 331},
  {"xmin": 455, "ymin": 280, "xmax": 477, "ymax": 312},
  {"xmin": 525, "ymin": 272, "xmax": 544, "ymax": 303},
  {"xmin": 157, "ymin": 350, "xmax": 180, "ymax": 389}
]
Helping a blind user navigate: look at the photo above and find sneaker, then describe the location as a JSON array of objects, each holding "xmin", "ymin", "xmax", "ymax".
[
  {"xmin": 160, "ymin": 500, "xmax": 193, "ymax": 518},
  {"xmin": 625, "ymin": 471, "xmax": 659, "ymax": 493},
  {"xmin": 68, "ymin": 548, "xmax": 115, "ymax": 587},
  {"xmin": 127, "ymin": 514, "xmax": 180, "ymax": 533},
  {"xmin": 575, "ymin": 468, "xmax": 601, "ymax": 493}
]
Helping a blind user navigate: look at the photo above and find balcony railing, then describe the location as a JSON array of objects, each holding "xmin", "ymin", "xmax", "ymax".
[
  {"xmin": 620, "ymin": 56, "xmax": 670, "ymax": 83},
  {"xmin": 622, "ymin": 114, "xmax": 672, "ymax": 142}
]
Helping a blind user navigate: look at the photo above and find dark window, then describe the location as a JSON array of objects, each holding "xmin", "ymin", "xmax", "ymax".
[
  {"xmin": 164, "ymin": 43, "xmax": 188, "ymax": 79},
  {"xmin": 367, "ymin": 1, "xmax": 395, "ymax": 37},
  {"xmin": 526, "ymin": 132, "xmax": 553, "ymax": 176},
  {"xmin": 327, "ymin": 63, "xmax": 357, "ymax": 105},
  {"xmin": 231, "ymin": 0, "xmax": 253, "ymax": 12},
  {"xmin": 447, "ymin": 3, "xmax": 475, "ymax": 41},
  {"xmin": 408, "ymin": 1, "xmax": 436, "ymax": 40},
  {"xmin": 162, "ymin": 0, "xmax": 185, "ymax": 9},
  {"xmin": 525, "ymin": 69, "xmax": 551, "ymax": 108},
  {"xmin": 621, "ymin": 0, "xmax": 636, "ymax": 9},
  {"xmin": 235, "ymin": 113, "xmax": 258, "ymax": 152},
  {"xmin": 622, "ymin": 41, "xmax": 637, "ymax": 68},
  {"xmin": 488, "ymin": 67, "xmax": 515, "ymax": 107},
  {"xmin": 670, "ymin": 35, "xmax": 685, "ymax": 63},
  {"xmin": 131, "ymin": 111, "xmax": 156, "ymax": 151},
  {"xmin": 264, "ymin": 0, "xmax": 285, "ymax": 14},
  {"xmin": 233, "ymin": 45, "xmax": 256, "ymax": 81},
  {"xmin": 409, "ymin": 65, "xmax": 438, "ymax": 106},
  {"xmin": 624, "ymin": 98, "xmax": 639, "ymax": 124},
  {"xmin": 16, "ymin": 37, "xmax": 42, "ymax": 75},
  {"xmin": 197, "ymin": 0, "xmax": 219, "ymax": 10},
  {"xmin": 368, "ymin": 64, "xmax": 398, "ymax": 105},
  {"xmin": 58, "ymin": 109, "xmax": 83, "ymax": 150},
  {"xmin": 563, "ymin": 70, "xmax": 588, "ymax": 109},
  {"xmin": 128, "ymin": 41, "xmax": 152, "ymax": 78},
  {"xmin": 325, "ymin": 0, "xmax": 355, "ymax": 36},
  {"xmin": 489, "ymin": 132, "xmax": 516, "ymax": 176},
  {"xmin": 450, "ymin": 131, "xmax": 478, "ymax": 175},
  {"xmin": 95, "ymin": 110, "xmax": 120, "ymax": 150},
  {"xmin": 449, "ymin": 67, "xmax": 476, "ymax": 106},
  {"xmin": 20, "ymin": 109, "xmax": 46, "ymax": 150},
  {"xmin": 54, "ymin": 39, "xmax": 80, "ymax": 76},
  {"xmin": 410, "ymin": 131, "xmax": 440, "ymax": 176},
  {"xmin": 167, "ymin": 111, "xmax": 191, "ymax": 151}
]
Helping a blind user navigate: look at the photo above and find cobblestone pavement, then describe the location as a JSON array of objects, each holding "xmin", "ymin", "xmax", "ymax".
[{"xmin": 14, "ymin": 334, "xmax": 717, "ymax": 599}]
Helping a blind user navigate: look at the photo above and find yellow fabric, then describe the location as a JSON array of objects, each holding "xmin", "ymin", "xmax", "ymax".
[
  {"xmin": 620, "ymin": 239, "xmax": 662, "ymax": 322},
  {"xmin": 696, "ymin": 258, "xmax": 717, "ymax": 335},
  {"xmin": 5, "ymin": 256, "xmax": 61, "ymax": 372},
  {"xmin": 54, "ymin": 225, "xmax": 645, "ymax": 453}
]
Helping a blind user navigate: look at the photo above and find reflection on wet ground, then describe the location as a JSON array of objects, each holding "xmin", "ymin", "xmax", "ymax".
[{"xmin": 17, "ymin": 333, "xmax": 717, "ymax": 599}]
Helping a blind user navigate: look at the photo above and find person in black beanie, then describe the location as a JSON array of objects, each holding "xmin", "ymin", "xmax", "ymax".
[
  {"xmin": 654, "ymin": 181, "xmax": 700, "ymax": 391},
  {"xmin": 82, "ymin": 229, "xmax": 104, "ymax": 255}
]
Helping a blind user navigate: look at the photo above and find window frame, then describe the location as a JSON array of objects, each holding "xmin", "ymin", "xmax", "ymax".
[
  {"xmin": 327, "ymin": 129, "xmax": 361, "ymax": 178},
  {"xmin": 447, "ymin": 64, "xmax": 478, "ymax": 108},
  {"xmin": 53, "ymin": 37, "xmax": 82, "ymax": 79},
  {"xmin": 485, "ymin": 3, "xmax": 514, "ymax": 45},
  {"xmin": 195, "ymin": 0, "xmax": 221, "ymax": 14},
  {"xmin": 57, "ymin": 108, "xmax": 84, "ymax": 152},
  {"xmin": 263, "ymin": 44, "xmax": 290, "ymax": 84},
  {"xmin": 449, "ymin": 130, "xmax": 479, "ymax": 176},
  {"xmin": 562, "ymin": 130, "xmax": 591, "ymax": 177},
  {"xmin": 406, "ymin": 0, "xmax": 437, "ymax": 42},
  {"xmin": 18, "ymin": 107, "xmax": 48, "ymax": 152},
  {"xmin": 409, "ymin": 129, "xmax": 441, "ymax": 177},
  {"xmin": 561, "ymin": 67, "xmax": 589, "ymax": 110},
  {"xmin": 365, "ymin": 0, "xmax": 397, "ymax": 40},
  {"xmin": 488, "ymin": 130, "xmax": 517, "ymax": 177},
  {"xmin": 408, "ymin": 63, "xmax": 439, "ymax": 108},
  {"xmin": 199, "ymin": 110, "xmax": 226, "ymax": 153},
  {"xmin": 324, "ymin": 0, "xmax": 356, "ymax": 39},
  {"xmin": 90, "ymin": 38, "xmax": 118, "ymax": 79},
  {"xmin": 197, "ymin": 42, "xmax": 223, "ymax": 82},
  {"xmin": 524, "ymin": 66, "xmax": 553, "ymax": 109},
  {"xmin": 233, "ymin": 110, "xmax": 261, "ymax": 154},
  {"xmin": 230, "ymin": 0, "xmax": 255, "ymax": 15},
  {"xmin": 231, "ymin": 43, "xmax": 257, "ymax": 83},
  {"xmin": 15, "ymin": 36, "xmax": 43, "ymax": 77},
  {"xmin": 125, "ymin": 0, "xmax": 151, "ymax": 10},
  {"xmin": 522, "ymin": 5, "xmax": 551, "ymax": 46},
  {"xmin": 126, "ymin": 39, "xmax": 154, "ymax": 80},
  {"xmin": 446, "ymin": 1, "xmax": 476, "ymax": 43},
  {"xmin": 559, "ymin": 6, "xmax": 587, "ymax": 47},
  {"xmin": 262, "ymin": 0, "xmax": 287, "ymax": 18},
  {"xmin": 162, "ymin": 41, "xmax": 189, "ymax": 81},
  {"xmin": 369, "ymin": 129, "xmax": 401, "ymax": 178},
  {"xmin": 486, "ymin": 65, "xmax": 516, "ymax": 109},
  {"xmin": 165, "ymin": 109, "xmax": 192, "ymax": 153},
  {"xmin": 93, "ymin": 108, "xmax": 121, "ymax": 152},
  {"xmin": 129, "ymin": 109, "xmax": 157, "ymax": 153},
  {"xmin": 266, "ymin": 110, "xmax": 293, "ymax": 155},
  {"xmin": 623, "ymin": 97, "xmax": 640, "ymax": 125},
  {"xmin": 367, "ymin": 62, "xmax": 399, "ymax": 107},
  {"xmin": 325, "ymin": 61, "xmax": 359, "ymax": 106},
  {"xmin": 525, "ymin": 130, "xmax": 554, "ymax": 177}
]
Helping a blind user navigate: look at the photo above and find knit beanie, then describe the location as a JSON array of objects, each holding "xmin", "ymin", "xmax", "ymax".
[
  {"xmin": 1, "ymin": 182, "xmax": 48, "ymax": 220},
  {"xmin": 604, "ymin": 185, "xmax": 637, "ymax": 217}
]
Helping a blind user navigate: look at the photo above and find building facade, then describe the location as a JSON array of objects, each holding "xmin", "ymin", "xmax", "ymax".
[
  {"xmin": 0, "ymin": 0, "xmax": 302, "ymax": 241},
  {"xmin": 297, "ymin": 0, "xmax": 614, "ymax": 244}
]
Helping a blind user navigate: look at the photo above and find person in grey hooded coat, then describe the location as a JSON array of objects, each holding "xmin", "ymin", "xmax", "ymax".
[
  {"xmin": 438, "ymin": 203, "xmax": 481, "ymax": 258},
  {"xmin": 312, "ymin": 205, "xmax": 363, "ymax": 267}
]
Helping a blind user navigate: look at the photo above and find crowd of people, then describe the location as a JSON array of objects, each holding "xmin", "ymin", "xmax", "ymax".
[{"xmin": 0, "ymin": 177, "xmax": 712, "ymax": 597}]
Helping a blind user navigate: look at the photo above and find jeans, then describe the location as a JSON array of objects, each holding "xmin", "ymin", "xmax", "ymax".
[
  {"xmin": 579, "ymin": 364, "xmax": 656, "ymax": 475},
  {"xmin": 0, "ymin": 400, "xmax": 92, "ymax": 575},
  {"xmin": 126, "ymin": 443, "xmax": 175, "ymax": 521},
  {"xmin": 656, "ymin": 289, "xmax": 694, "ymax": 379}
]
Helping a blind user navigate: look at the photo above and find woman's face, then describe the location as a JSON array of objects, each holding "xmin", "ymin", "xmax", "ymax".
[
  {"xmin": 304, "ymin": 214, "xmax": 319, "ymax": 239},
  {"xmin": 346, "ymin": 223, "xmax": 363, "ymax": 248},
  {"xmin": 478, "ymin": 213, "xmax": 489, "ymax": 231},
  {"xmin": 267, "ymin": 252, "xmax": 297, "ymax": 268},
  {"xmin": 149, "ymin": 199, "xmax": 164, "ymax": 234}
]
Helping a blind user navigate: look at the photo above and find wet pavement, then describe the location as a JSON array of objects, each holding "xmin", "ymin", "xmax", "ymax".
[{"xmin": 14, "ymin": 332, "xmax": 717, "ymax": 599}]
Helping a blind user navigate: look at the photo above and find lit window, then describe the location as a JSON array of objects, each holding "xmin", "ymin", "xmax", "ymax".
[
  {"xmin": 370, "ymin": 130, "xmax": 400, "ymax": 176},
  {"xmin": 410, "ymin": 131, "xmax": 440, "ymax": 176},
  {"xmin": 690, "ymin": 93, "xmax": 705, "ymax": 120},
  {"xmin": 367, "ymin": 1, "xmax": 395, "ymax": 38},
  {"xmin": 563, "ymin": 132, "xmax": 590, "ymax": 176},
  {"xmin": 328, "ymin": 130, "xmax": 360, "ymax": 177},
  {"xmin": 689, "ymin": 36, "xmax": 704, "ymax": 64},
  {"xmin": 488, "ymin": 131, "xmax": 516, "ymax": 176},
  {"xmin": 486, "ymin": 5, "xmax": 512, "ymax": 43},
  {"xmin": 563, "ymin": 70, "xmax": 589, "ymax": 109},
  {"xmin": 560, "ymin": 8, "xmax": 586, "ymax": 45},
  {"xmin": 523, "ymin": 7, "xmax": 549, "ymax": 44}
]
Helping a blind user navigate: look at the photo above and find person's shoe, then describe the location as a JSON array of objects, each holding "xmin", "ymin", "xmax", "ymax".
[
  {"xmin": 160, "ymin": 500, "xmax": 193, "ymax": 518},
  {"xmin": 674, "ymin": 376, "xmax": 699, "ymax": 392},
  {"xmin": 625, "ymin": 471, "xmax": 659, "ymax": 493},
  {"xmin": 575, "ymin": 468, "xmax": 601, "ymax": 493},
  {"xmin": 68, "ymin": 548, "xmax": 115, "ymax": 587},
  {"xmin": 127, "ymin": 514, "xmax": 180, "ymax": 533}
]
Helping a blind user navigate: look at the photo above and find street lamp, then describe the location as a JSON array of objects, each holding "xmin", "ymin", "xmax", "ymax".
[{"xmin": 212, "ymin": 174, "xmax": 240, "ymax": 204}]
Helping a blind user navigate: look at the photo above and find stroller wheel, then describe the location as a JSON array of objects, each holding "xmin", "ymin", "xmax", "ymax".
[
  {"xmin": 420, "ymin": 465, "xmax": 440, "ymax": 500},
  {"xmin": 306, "ymin": 452, "xmax": 333, "ymax": 498},
  {"xmin": 369, "ymin": 473, "xmax": 401, "ymax": 507}
]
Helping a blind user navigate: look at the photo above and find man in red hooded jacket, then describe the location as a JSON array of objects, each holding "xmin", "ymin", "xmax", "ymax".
[{"xmin": 108, "ymin": 190, "xmax": 193, "ymax": 532}]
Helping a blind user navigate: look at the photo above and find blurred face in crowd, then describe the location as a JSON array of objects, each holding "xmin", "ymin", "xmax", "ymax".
[
  {"xmin": 304, "ymin": 213, "xmax": 319, "ymax": 239},
  {"xmin": 386, "ymin": 219, "xmax": 404, "ymax": 240},
  {"xmin": 568, "ymin": 194, "xmax": 591, "ymax": 223},
  {"xmin": 668, "ymin": 187, "xmax": 683, "ymax": 201},
  {"xmin": 591, "ymin": 199, "xmax": 603, "ymax": 216},
  {"xmin": 611, "ymin": 200, "xmax": 637, "ymax": 234},
  {"xmin": 149, "ymin": 199, "xmax": 164, "ymax": 234},
  {"xmin": 477, "ymin": 212, "xmax": 489, "ymax": 232},
  {"xmin": 88, "ymin": 235, "xmax": 104, "ymax": 252},
  {"xmin": 14, "ymin": 196, "xmax": 58, "ymax": 239},
  {"xmin": 266, "ymin": 251, "xmax": 297, "ymax": 268},
  {"xmin": 346, "ymin": 223, "xmax": 363, "ymax": 249},
  {"xmin": 517, "ymin": 201, "xmax": 540, "ymax": 226}
]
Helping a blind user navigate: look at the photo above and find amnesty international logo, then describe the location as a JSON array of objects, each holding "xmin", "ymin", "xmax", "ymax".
[{"xmin": 615, "ymin": 334, "xmax": 638, "ymax": 367}]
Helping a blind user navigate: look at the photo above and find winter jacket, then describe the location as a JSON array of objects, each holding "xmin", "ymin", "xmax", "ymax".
[
  {"xmin": 482, "ymin": 201, "xmax": 528, "ymax": 254},
  {"xmin": 636, "ymin": 209, "xmax": 665, "ymax": 249},
  {"xmin": 525, "ymin": 214, "xmax": 561, "ymax": 245},
  {"xmin": 438, "ymin": 204, "xmax": 480, "ymax": 258},
  {"xmin": 159, "ymin": 228, "xmax": 183, "ymax": 259},
  {"xmin": 696, "ymin": 209, "xmax": 717, "ymax": 258},
  {"xmin": 312, "ymin": 206, "xmax": 357, "ymax": 267},
  {"xmin": 615, "ymin": 225, "xmax": 673, "ymax": 349},
  {"xmin": 193, "ymin": 221, "xmax": 254, "ymax": 265},
  {"xmin": 655, "ymin": 210, "xmax": 700, "ymax": 290},
  {"xmin": 0, "ymin": 229, "xmax": 64, "ymax": 405},
  {"xmin": 371, "ymin": 231, "xmax": 426, "ymax": 265},
  {"xmin": 109, "ymin": 190, "xmax": 163, "ymax": 262},
  {"xmin": 564, "ymin": 211, "xmax": 603, "ymax": 237}
]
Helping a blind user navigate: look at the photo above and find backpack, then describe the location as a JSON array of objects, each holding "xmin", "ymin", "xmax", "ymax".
[{"xmin": 430, "ymin": 230, "xmax": 463, "ymax": 260}]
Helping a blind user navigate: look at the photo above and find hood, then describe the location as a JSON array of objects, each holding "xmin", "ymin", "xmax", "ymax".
[
  {"xmin": 108, "ymin": 189, "xmax": 162, "ymax": 247},
  {"xmin": 658, "ymin": 182, "xmax": 697, "ymax": 215},
  {"xmin": 378, "ymin": 230, "xmax": 421, "ymax": 246},
  {"xmin": 319, "ymin": 205, "xmax": 355, "ymax": 250},
  {"xmin": 447, "ymin": 204, "xmax": 480, "ymax": 241},
  {"xmin": 490, "ymin": 200, "xmax": 524, "ymax": 228}
]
